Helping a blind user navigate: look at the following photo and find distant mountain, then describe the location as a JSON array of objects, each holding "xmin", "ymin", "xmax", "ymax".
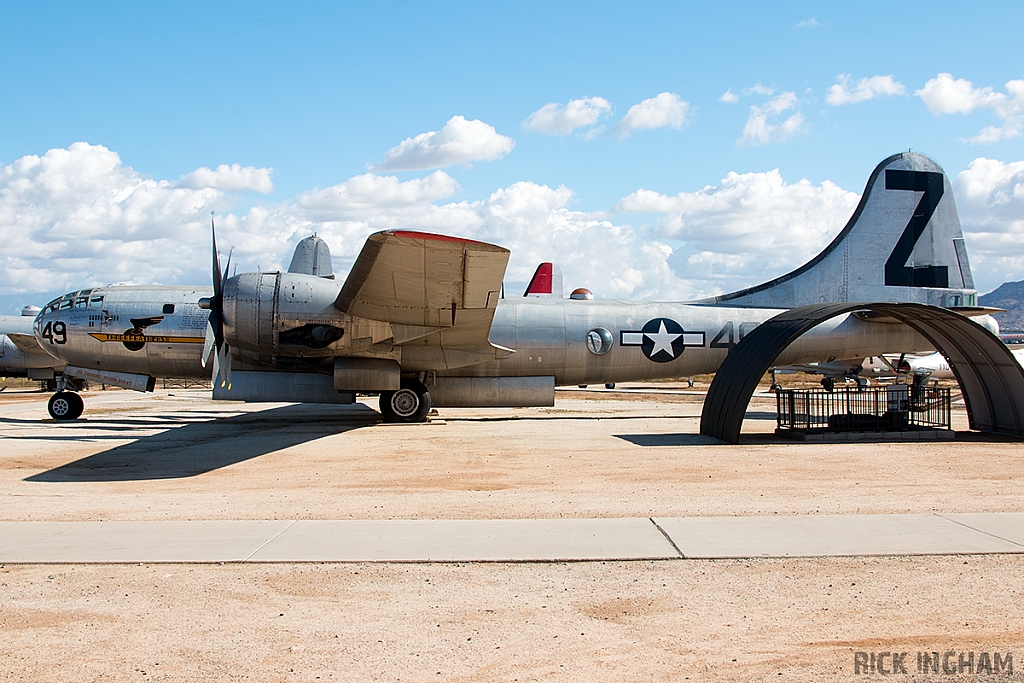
[{"xmin": 980, "ymin": 279, "xmax": 1024, "ymax": 332}]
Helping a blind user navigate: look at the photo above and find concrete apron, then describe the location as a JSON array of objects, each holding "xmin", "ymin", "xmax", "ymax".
[{"xmin": 1, "ymin": 513, "xmax": 1023, "ymax": 563}]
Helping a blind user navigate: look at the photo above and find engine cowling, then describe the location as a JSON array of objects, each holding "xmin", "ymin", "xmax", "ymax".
[{"xmin": 223, "ymin": 271, "xmax": 347, "ymax": 367}]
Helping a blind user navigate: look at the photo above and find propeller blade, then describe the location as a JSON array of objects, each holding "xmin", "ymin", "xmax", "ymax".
[
  {"xmin": 223, "ymin": 345, "xmax": 232, "ymax": 390},
  {"xmin": 222, "ymin": 248, "xmax": 233, "ymax": 293},
  {"xmin": 216, "ymin": 343, "xmax": 232, "ymax": 389},
  {"xmin": 212, "ymin": 217, "xmax": 223, "ymax": 301},
  {"xmin": 211, "ymin": 345, "xmax": 221, "ymax": 385},
  {"xmin": 201, "ymin": 321, "xmax": 215, "ymax": 368}
]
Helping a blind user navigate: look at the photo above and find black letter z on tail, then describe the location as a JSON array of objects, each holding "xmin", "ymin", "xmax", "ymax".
[{"xmin": 884, "ymin": 170, "xmax": 949, "ymax": 288}]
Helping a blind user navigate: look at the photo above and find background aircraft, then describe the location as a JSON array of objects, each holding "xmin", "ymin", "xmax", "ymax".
[
  {"xmin": 34, "ymin": 152, "xmax": 997, "ymax": 421},
  {"xmin": 0, "ymin": 306, "xmax": 63, "ymax": 387}
]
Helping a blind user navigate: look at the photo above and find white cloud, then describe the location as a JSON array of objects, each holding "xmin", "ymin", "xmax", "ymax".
[
  {"xmin": 793, "ymin": 17, "xmax": 820, "ymax": 29},
  {"xmin": 917, "ymin": 73, "xmax": 996, "ymax": 115},
  {"xmin": 0, "ymin": 143, "xmax": 225, "ymax": 294},
  {"xmin": 297, "ymin": 171, "xmax": 459, "ymax": 221},
  {"xmin": 955, "ymin": 157, "xmax": 1024, "ymax": 289},
  {"xmin": 738, "ymin": 92, "xmax": 805, "ymax": 146},
  {"xmin": 180, "ymin": 163, "xmax": 274, "ymax": 193},
  {"xmin": 522, "ymin": 97, "xmax": 611, "ymax": 135},
  {"xmin": 614, "ymin": 92, "xmax": 689, "ymax": 137},
  {"xmin": 370, "ymin": 116, "xmax": 515, "ymax": 171},
  {"xmin": 719, "ymin": 89, "xmax": 739, "ymax": 104},
  {"xmin": 0, "ymin": 142, "xmax": 699, "ymax": 303},
  {"xmin": 17, "ymin": 143, "xmax": 1020, "ymax": 308},
  {"xmin": 616, "ymin": 169, "xmax": 859, "ymax": 289},
  {"xmin": 826, "ymin": 74, "xmax": 906, "ymax": 106},
  {"xmin": 916, "ymin": 73, "xmax": 1024, "ymax": 143}
]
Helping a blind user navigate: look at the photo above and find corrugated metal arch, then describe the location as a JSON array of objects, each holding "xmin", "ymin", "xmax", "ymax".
[{"xmin": 699, "ymin": 303, "xmax": 1024, "ymax": 443}]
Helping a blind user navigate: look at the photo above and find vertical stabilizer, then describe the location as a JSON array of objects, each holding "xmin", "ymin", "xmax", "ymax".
[
  {"xmin": 706, "ymin": 152, "xmax": 976, "ymax": 308},
  {"xmin": 288, "ymin": 235, "xmax": 335, "ymax": 279},
  {"xmin": 523, "ymin": 262, "xmax": 564, "ymax": 297}
]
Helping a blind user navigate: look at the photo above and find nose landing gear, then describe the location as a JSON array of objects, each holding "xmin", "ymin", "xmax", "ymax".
[{"xmin": 46, "ymin": 375, "xmax": 87, "ymax": 420}]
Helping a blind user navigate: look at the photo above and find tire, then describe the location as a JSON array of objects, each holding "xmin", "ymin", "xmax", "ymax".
[
  {"xmin": 379, "ymin": 379, "xmax": 431, "ymax": 423},
  {"xmin": 48, "ymin": 391, "xmax": 84, "ymax": 421}
]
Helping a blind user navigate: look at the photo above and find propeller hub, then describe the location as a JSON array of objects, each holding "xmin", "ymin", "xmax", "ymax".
[{"xmin": 197, "ymin": 297, "xmax": 213, "ymax": 310}]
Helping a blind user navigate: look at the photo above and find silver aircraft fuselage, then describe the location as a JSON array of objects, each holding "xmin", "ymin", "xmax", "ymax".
[
  {"xmin": 35, "ymin": 275, "xmax": 934, "ymax": 386},
  {"xmin": 219, "ymin": 270, "xmax": 934, "ymax": 385},
  {"xmin": 34, "ymin": 286, "xmax": 211, "ymax": 378}
]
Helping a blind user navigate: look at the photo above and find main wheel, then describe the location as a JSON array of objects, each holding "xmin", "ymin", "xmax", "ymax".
[
  {"xmin": 48, "ymin": 391, "xmax": 84, "ymax": 420},
  {"xmin": 379, "ymin": 379, "xmax": 431, "ymax": 423}
]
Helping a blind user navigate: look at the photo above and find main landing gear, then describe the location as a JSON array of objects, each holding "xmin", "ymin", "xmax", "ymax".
[
  {"xmin": 48, "ymin": 391, "xmax": 84, "ymax": 420},
  {"xmin": 46, "ymin": 376, "xmax": 87, "ymax": 421},
  {"xmin": 379, "ymin": 378, "xmax": 432, "ymax": 423}
]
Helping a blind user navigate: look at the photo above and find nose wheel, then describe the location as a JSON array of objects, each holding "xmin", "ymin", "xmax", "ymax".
[
  {"xmin": 379, "ymin": 379, "xmax": 431, "ymax": 423},
  {"xmin": 48, "ymin": 391, "xmax": 84, "ymax": 420}
]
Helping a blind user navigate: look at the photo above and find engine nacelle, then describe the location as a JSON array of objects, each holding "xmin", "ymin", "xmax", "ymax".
[{"xmin": 223, "ymin": 271, "xmax": 347, "ymax": 365}]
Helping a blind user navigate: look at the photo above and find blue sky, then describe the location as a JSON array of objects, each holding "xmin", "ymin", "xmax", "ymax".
[{"xmin": 2, "ymin": 1, "xmax": 1024, "ymax": 312}]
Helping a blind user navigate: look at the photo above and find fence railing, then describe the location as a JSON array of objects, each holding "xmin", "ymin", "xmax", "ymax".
[
  {"xmin": 776, "ymin": 385, "xmax": 951, "ymax": 433},
  {"xmin": 161, "ymin": 378, "xmax": 213, "ymax": 389}
]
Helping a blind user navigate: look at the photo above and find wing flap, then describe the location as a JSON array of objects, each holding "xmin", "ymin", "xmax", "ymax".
[
  {"xmin": 336, "ymin": 231, "xmax": 509, "ymax": 326},
  {"xmin": 335, "ymin": 231, "xmax": 511, "ymax": 369}
]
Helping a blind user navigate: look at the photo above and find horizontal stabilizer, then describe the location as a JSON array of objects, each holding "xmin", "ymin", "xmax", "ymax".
[{"xmin": 6, "ymin": 333, "xmax": 43, "ymax": 354}]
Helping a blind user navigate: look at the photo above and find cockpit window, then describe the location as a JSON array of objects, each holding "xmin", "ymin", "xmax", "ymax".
[
  {"xmin": 90, "ymin": 296, "xmax": 104, "ymax": 308},
  {"xmin": 59, "ymin": 298, "xmax": 73, "ymax": 310}
]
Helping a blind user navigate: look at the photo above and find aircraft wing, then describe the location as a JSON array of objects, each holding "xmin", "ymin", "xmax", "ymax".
[
  {"xmin": 335, "ymin": 230, "xmax": 512, "ymax": 368},
  {"xmin": 7, "ymin": 333, "xmax": 43, "ymax": 354}
]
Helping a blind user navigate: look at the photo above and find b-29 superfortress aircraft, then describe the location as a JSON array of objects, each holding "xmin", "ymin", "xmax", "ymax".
[{"xmin": 33, "ymin": 152, "xmax": 995, "ymax": 421}]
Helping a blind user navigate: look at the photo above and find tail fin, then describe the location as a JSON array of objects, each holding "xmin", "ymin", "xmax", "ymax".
[
  {"xmin": 707, "ymin": 152, "xmax": 977, "ymax": 308},
  {"xmin": 288, "ymin": 235, "xmax": 335, "ymax": 279},
  {"xmin": 523, "ymin": 262, "xmax": 563, "ymax": 298}
]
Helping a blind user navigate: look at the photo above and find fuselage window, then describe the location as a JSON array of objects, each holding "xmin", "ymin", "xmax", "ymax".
[{"xmin": 162, "ymin": 303, "xmax": 175, "ymax": 314}]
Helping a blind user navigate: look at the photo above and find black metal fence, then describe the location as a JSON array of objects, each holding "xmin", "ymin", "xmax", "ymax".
[
  {"xmin": 776, "ymin": 385, "xmax": 951, "ymax": 433},
  {"xmin": 161, "ymin": 378, "xmax": 213, "ymax": 389}
]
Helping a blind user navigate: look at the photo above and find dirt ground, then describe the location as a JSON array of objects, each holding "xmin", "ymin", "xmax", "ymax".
[{"xmin": 1, "ymin": 386, "xmax": 1022, "ymax": 681}]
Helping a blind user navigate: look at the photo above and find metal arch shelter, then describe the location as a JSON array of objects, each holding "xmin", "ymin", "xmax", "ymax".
[{"xmin": 700, "ymin": 303, "xmax": 1024, "ymax": 444}]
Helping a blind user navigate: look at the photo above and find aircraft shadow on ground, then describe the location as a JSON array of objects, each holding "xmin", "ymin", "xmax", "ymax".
[
  {"xmin": 615, "ymin": 411, "xmax": 779, "ymax": 446},
  {"xmin": 25, "ymin": 404, "xmax": 380, "ymax": 482},
  {"xmin": 614, "ymin": 434, "xmax": 722, "ymax": 447}
]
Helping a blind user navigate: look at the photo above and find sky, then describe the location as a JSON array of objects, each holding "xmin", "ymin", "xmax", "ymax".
[{"xmin": 2, "ymin": 1, "xmax": 1024, "ymax": 313}]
